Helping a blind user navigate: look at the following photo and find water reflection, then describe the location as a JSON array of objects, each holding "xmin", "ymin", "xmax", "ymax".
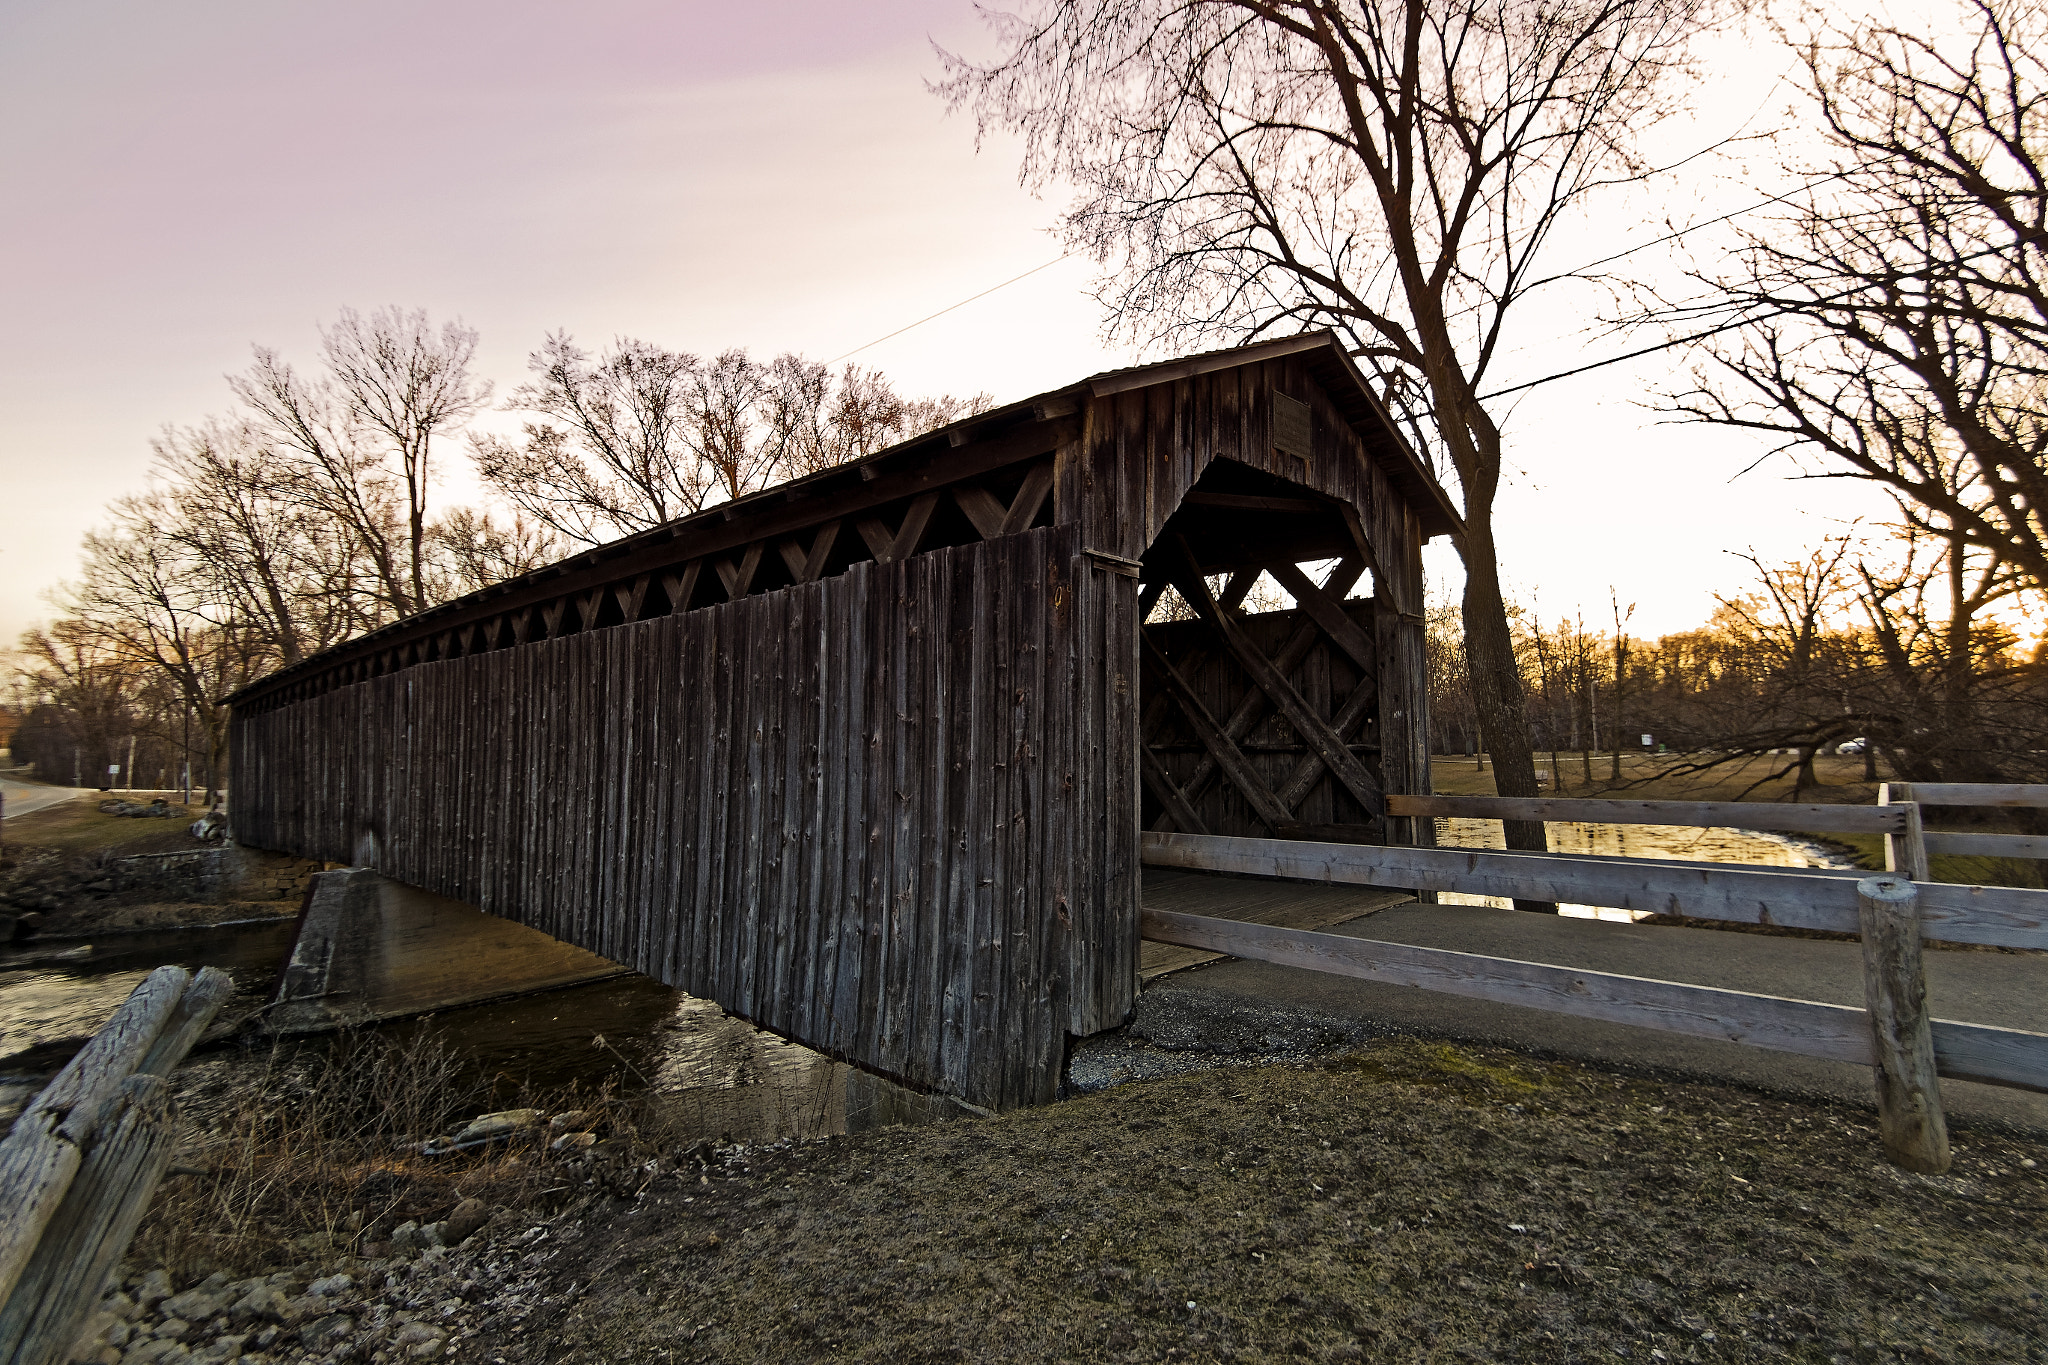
[
  {"xmin": 0, "ymin": 924, "xmax": 966, "ymax": 1144},
  {"xmin": 1433, "ymin": 817, "xmax": 1859, "ymax": 920},
  {"xmin": 0, "ymin": 922, "xmax": 296, "ymax": 1059}
]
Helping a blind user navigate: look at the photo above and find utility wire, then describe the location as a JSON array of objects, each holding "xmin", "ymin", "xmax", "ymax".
[
  {"xmin": 1473, "ymin": 313, "xmax": 1757, "ymax": 399},
  {"xmin": 1476, "ymin": 241, "xmax": 2012, "ymax": 400},
  {"xmin": 827, "ymin": 255, "xmax": 1073, "ymax": 364},
  {"xmin": 809, "ymin": 156, "xmax": 1844, "ymax": 393},
  {"xmin": 1537, "ymin": 172, "xmax": 1847, "ymax": 282}
]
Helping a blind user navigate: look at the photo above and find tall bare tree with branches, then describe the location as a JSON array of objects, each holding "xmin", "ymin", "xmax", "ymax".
[
  {"xmin": 232, "ymin": 308, "xmax": 489, "ymax": 620},
  {"xmin": 939, "ymin": 0, "xmax": 1724, "ymax": 857},
  {"xmin": 1675, "ymin": 0, "xmax": 2048, "ymax": 597},
  {"xmin": 475, "ymin": 334, "xmax": 991, "ymax": 547}
]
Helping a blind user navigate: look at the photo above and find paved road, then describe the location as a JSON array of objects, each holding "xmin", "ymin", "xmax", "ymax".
[
  {"xmin": 0, "ymin": 777, "xmax": 94, "ymax": 820},
  {"xmin": 1143, "ymin": 871, "xmax": 2048, "ymax": 1134}
]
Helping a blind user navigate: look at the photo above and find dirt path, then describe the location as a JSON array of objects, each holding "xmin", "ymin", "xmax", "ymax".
[{"xmin": 463, "ymin": 1038, "xmax": 2047, "ymax": 1365}]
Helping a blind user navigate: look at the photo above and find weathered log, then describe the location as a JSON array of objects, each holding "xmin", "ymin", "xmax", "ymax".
[
  {"xmin": 137, "ymin": 967, "xmax": 235, "ymax": 1077},
  {"xmin": 0, "ymin": 1076, "xmax": 180, "ymax": 1365},
  {"xmin": 0, "ymin": 966, "xmax": 188, "ymax": 1307}
]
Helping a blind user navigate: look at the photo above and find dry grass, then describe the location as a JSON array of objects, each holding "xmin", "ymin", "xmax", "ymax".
[
  {"xmin": 139, "ymin": 1028, "xmax": 621, "ymax": 1280},
  {"xmin": 484, "ymin": 1039, "xmax": 2048, "ymax": 1365}
]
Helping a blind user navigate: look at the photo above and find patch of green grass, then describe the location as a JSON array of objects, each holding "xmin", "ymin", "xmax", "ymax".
[
  {"xmin": 1327, "ymin": 1039, "xmax": 1548, "ymax": 1093},
  {"xmin": 2, "ymin": 796, "xmax": 205, "ymax": 857},
  {"xmin": 1416, "ymin": 1041, "xmax": 1544, "ymax": 1090},
  {"xmin": 1430, "ymin": 751, "xmax": 1885, "ymax": 804}
]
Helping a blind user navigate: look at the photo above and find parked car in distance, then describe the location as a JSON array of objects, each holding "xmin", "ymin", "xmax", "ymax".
[{"xmin": 1836, "ymin": 738, "xmax": 1869, "ymax": 755}]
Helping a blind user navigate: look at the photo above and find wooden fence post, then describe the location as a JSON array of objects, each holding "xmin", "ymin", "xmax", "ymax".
[
  {"xmin": 1857, "ymin": 875, "xmax": 1950, "ymax": 1174},
  {"xmin": 1879, "ymin": 783, "xmax": 1930, "ymax": 883}
]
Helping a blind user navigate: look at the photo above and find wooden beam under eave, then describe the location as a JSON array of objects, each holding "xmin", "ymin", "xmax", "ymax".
[
  {"xmin": 225, "ymin": 416, "xmax": 1078, "ymax": 707},
  {"xmin": 953, "ymin": 485, "xmax": 1007, "ymax": 540},
  {"xmin": 716, "ymin": 542, "xmax": 765, "ymax": 599}
]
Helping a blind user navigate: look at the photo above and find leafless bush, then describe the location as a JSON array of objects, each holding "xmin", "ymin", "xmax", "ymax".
[{"xmin": 137, "ymin": 1029, "xmax": 613, "ymax": 1280}]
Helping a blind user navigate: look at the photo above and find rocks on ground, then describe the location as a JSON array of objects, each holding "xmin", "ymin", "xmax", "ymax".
[
  {"xmin": 71, "ymin": 1197, "xmax": 526, "ymax": 1365},
  {"xmin": 73, "ymin": 1099, "xmax": 684, "ymax": 1365}
]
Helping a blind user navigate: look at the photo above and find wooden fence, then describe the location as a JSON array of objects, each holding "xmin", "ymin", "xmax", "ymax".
[
  {"xmin": 0, "ymin": 967, "xmax": 231, "ymax": 1365},
  {"xmin": 1387, "ymin": 784, "xmax": 2048, "ymax": 880},
  {"xmin": 1139, "ymin": 829, "xmax": 2047, "ymax": 1173},
  {"xmin": 1879, "ymin": 782, "xmax": 2048, "ymax": 877}
]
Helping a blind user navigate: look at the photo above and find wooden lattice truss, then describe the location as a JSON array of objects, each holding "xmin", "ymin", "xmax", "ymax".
[
  {"xmin": 248, "ymin": 414, "xmax": 1076, "ymax": 707},
  {"xmin": 1138, "ymin": 536, "xmax": 1388, "ymax": 842}
]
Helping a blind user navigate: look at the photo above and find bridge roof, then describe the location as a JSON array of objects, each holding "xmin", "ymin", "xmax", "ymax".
[{"xmin": 228, "ymin": 331, "xmax": 1454, "ymax": 707}]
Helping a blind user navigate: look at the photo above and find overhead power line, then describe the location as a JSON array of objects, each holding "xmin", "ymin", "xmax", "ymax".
[
  {"xmin": 810, "ymin": 157, "xmax": 1847, "ymax": 387},
  {"xmin": 827, "ymin": 255, "xmax": 1073, "ymax": 365},
  {"xmin": 1475, "ymin": 240, "xmax": 2013, "ymax": 400}
]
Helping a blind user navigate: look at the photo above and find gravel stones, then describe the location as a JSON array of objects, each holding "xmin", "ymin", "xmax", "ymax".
[{"xmin": 72, "ymin": 1200, "xmax": 535, "ymax": 1365}]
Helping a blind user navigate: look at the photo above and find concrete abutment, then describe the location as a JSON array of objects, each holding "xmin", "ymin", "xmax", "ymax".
[{"xmin": 266, "ymin": 868, "xmax": 629, "ymax": 1033}]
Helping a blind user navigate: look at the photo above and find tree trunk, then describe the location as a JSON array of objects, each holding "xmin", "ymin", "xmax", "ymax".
[{"xmin": 1458, "ymin": 534, "xmax": 1552, "ymax": 912}]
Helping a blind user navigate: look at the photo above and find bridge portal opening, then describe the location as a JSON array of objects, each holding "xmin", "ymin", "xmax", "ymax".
[{"xmin": 1135, "ymin": 460, "xmax": 1394, "ymax": 847}]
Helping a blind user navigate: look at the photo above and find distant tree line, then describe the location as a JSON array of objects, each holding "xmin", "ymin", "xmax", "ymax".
[
  {"xmin": 6, "ymin": 308, "xmax": 986, "ymax": 796},
  {"xmin": 1428, "ymin": 528, "xmax": 2047, "ymax": 792}
]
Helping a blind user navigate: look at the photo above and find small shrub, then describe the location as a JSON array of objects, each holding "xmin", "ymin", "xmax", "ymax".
[{"xmin": 137, "ymin": 1027, "xmax": 613, "ymax": 1279}]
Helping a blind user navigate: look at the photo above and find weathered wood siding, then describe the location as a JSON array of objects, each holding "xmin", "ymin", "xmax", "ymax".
[
  {"xmin": 1062, "ymin": 356, "xmax": 1433, "ymax": 835},
  {"xmin": 232, "ymin": 525, "xmax": 1131, "ymax": 1108}
]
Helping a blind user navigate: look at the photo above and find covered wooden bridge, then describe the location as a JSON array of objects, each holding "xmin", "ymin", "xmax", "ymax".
[{"xmin": 228, "ymin": 332, "xmax": 1457, "ymax": 1109}]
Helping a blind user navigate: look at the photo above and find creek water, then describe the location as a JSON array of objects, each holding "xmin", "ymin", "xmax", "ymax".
[
  {"xmin": 1432, "ymin": 817, "xmax": 1859, "ymax": 919},
  {"xmin": 0, "ymin": 918, "xmax": 962, "ymax": 1144},
  {"xmin": 0, "ymin": 821, "xmax": 1855, "ymax": 1136}
]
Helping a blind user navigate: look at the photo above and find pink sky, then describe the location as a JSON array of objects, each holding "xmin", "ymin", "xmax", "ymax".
[{"xmin": 0, "ymin": 0, "xmax": 1895, "ymax": 657}]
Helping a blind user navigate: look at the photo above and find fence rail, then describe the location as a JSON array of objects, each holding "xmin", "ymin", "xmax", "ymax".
[
  {"xmin": 1141, "ymin": 831, "xmax": 2048, "ymax": 950},
  {"xmin": 1140, "ymin": 829, "xmax": 2047, "ymax": 1173},
  {"xmin": 1390, "ymin": 784, "xmax": 2048, "ymax": 881},
  {"xmin": 1901, "ymin": 783, "xmax": 2048, "ymax": 809},
  {"xmin": 1922, "ymin": 832, "xmax": 2048, "ymax": 860},
  {"xmin": 1139, "ymin": 907, "xmax": 2048, "ymax": 1095},
  {"xmin": 1385, "ymin": 793, "xmax": 1906, "ymax": 835}
]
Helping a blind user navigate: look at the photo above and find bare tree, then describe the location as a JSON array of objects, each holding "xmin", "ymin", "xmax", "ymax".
[
  {"xmin": 232, "ymin": 308, "xmax": 488, "ymax": 620},
  {"xmin": 430, "ymin": 507, "xmax": 564, "ymax": 595},
  {"xmin": 63, "ymin": 504, "xmax": 273, "ymax": 800},
  {"xmin": 472, "ymin": 333, "xmax": 715, "ymax": 545},
  {"xmin": 150, "ymin": 418, "xmax": 362, "ymax": 665},
  {"xmin": 478, "ymin": 335, "xmax": 993, "ymax": 547},
  {"xmin": 1675, "ymin": 0, "xmax": 2048, "ymax": 596},
  {"xmin": 939, "ymin": 0, "xmax": 1723, "ymax": 853},
  {"xmin": 14, "ymin": 623, "xmax": 148, "ymax": 789},
  {"xmin": 320, "ymin": 307, "xmax": 492, "ymax": 610},
  {"xmin": 1712, "ymin": 539, "xmax": 1857, "ymax": 791},
  {"xmin": 230, "ymin": 346, "xmax": 413, "ymax": 620},
  {"xmin": 1853, "ymin": 521, "xmax": 2040, "ymax": 783}
]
